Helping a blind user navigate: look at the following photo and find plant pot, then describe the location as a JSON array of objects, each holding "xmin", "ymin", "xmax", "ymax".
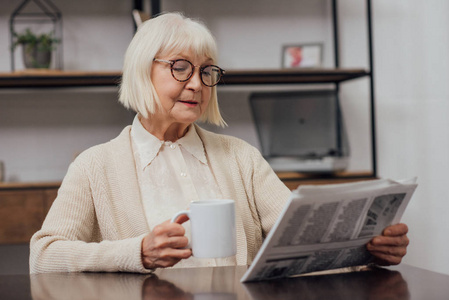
[{"xmin": 22, "ymin": 43, "xmax": 52, "ymax": 69}]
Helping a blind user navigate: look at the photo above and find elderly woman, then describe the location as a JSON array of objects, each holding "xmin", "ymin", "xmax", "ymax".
[{"xmin": 30, "ymin": 12, "xmax": 409, "ymax": 273}]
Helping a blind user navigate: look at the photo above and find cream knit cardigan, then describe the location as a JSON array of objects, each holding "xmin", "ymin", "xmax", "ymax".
[{"xmin": 30, "ymin": 125, "xmax": 291, "ymax": 273}]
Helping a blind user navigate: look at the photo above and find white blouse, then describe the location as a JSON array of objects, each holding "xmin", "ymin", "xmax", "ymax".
[{"xmin": 130, "ymin": 115, "xmax": 237, "ymax": 268}]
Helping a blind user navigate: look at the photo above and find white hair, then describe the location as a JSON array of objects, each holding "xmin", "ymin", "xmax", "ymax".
[{"xmin": 119, "ymin": 12, "xmax": 225, "ymax": 126}]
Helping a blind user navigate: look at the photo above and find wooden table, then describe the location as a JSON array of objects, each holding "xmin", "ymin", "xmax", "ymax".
[{"xmin": 1, "ymin": 264, "xmax": 448, "ymax": 299}]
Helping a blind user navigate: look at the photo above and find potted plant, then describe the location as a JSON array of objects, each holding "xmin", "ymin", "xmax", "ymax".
[{"xmin": 12, "ymin": 28, "xmax": 60, "ymax": 69}]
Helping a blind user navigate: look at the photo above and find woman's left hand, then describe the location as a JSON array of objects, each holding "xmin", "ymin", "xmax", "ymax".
[{"xmin": 366, "ymin": 223, "xmax": 409, "ymax": 266}]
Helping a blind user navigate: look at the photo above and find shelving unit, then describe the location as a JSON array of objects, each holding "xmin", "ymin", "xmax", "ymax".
[
  {"xmin": 144, "ymin": 0, "xmax": 378, "ymax": 178},
  {"xmin": 0, "ymin": 0, "xmax": 378, "ymax": 244},
  {"xmin": 0, "ymin": 0, "xmax": 378, "ymax": 181},
  {"xmin": 0, "ymin": 68, "xmax": 368, "ymax": 88}
]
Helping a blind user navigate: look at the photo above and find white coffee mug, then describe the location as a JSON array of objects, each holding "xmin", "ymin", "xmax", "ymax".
[{"xmin": 171, "ymin": 199, "xmax": 237, "ymax": 258}]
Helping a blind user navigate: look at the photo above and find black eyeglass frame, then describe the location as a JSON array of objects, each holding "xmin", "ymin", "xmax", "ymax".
[{"xmin": 153, "ymin": 58, "xmax": 225, "ymax": 87}]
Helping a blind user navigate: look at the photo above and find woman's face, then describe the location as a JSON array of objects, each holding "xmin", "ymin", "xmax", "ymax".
[{"xmin": 150, "ymin": 49, "xmax": 212, "ymax": 127}]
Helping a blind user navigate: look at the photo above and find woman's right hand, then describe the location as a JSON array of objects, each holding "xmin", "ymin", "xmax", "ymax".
[{"xmin": 141, "ymin": 215, "xmax": 192, "ymax": 269}]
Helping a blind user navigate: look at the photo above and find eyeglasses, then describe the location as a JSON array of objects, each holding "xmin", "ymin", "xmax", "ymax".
[{"xmin": 153, "ymin": 58, "xmax": 225, "ymax": 87}]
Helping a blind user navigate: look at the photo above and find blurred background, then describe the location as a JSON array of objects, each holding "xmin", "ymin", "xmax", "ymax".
[{"xmin": 0, "ymin": 0, "xmax": 448, "ymax": 276}]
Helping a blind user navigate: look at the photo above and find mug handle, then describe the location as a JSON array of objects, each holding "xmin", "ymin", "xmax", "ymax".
[
  {"xmin": 171, "ymin": 210, "xmax": 190, "ymax": 223},
  {"xmin": 171, "ymin": 210, "xmax": 192, "ymax": 249}
]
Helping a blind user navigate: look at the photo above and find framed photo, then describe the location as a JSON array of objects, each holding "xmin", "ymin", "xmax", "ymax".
[{"xmin": 282, "ymin": 43, "xmax": 323, "ymax": 68}]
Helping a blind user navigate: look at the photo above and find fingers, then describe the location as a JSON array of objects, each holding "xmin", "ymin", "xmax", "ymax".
[
  {"xmin": 383, "ymin": 223, "xmax": 408, "ymax": 237},
  {"xmin": 153, "ymin": 234, "xmax": 189, "ymax": 249},
  {"xmin": 367, "ymin": 243, "xmax": 407, "ymax": 258},
  {"xmin": 154, "ymin": 221, "xmax": 186, "ymax": 237},
  {"xmin": 370, "ymin": 234, "xmax": 409, "ymax": 247},
  {"xmin": 141, "ymin": 222, "xmax": 192, "ymax": 269},
  {"xmin": 142, "ymin": 247, "xmax": 192, "ymax": 269},
  {"xmin": 367, "ymin": 247, "xmax": 406, "ymax": 266},
  {"xmin": 173, "ymin": 214, "xmax": 190, "ymax": 224},
  {"xmin": 366, "ymin": 223, "xmax": 410, "ymax": 266},
  {"xmin": 370, "ymin": 251, "xmax": 404, "ymax": 266},
  {"xmin": 368, "ymin": 243, "xmax": 406, "ymax": 266}
]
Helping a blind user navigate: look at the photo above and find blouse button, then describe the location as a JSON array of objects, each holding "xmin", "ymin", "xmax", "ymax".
[
  {"xmin": 170, "ymin": 144, "xmax": 176, "ymax": 149},
  {"xmin": 180, "ymin": 172, "xmax": 187, "ymax": 177}
]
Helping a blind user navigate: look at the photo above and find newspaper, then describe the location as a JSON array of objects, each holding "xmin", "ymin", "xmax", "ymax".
[{"xmin": 240, "ymin": 178, "xmax": 418, "ymax": 282}]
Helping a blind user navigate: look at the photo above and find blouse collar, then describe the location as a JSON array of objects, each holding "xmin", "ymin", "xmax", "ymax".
[{"xmin": 131, "ymin": 114, "xmax": 208, "ymax": 169}]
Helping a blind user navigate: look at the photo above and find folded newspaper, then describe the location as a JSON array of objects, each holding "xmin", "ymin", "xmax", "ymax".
[{"xmin": 241, "ymin": 177, "xmax": 418, "ymax": 282}]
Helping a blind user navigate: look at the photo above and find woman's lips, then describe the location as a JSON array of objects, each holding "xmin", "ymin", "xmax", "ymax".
[{"xmin": 179, "ymin": 100, "xmax": 199, "ymax": 107}]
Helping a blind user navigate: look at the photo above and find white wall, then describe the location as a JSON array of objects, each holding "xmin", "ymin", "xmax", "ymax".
[
  {"xmin": 0, "ymin": 0, "xmax": 135, "ymax": 181},
  {"xmin": 0, "ymin": 0, "xmax": 448, "ymax": 275},
  {"xmin": 0, "ymin": 88, "xmax": 134, "ymax": 181},
  {"xmin": 0, "ymin": 0, "xmax": 133, "ymax": 70},
  {"xmin": 372, "ymin": 0, "xmax": 449, "ymax": 275}
]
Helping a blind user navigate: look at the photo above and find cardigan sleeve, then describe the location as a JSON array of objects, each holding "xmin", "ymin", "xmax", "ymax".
[
  {"xmin": 248, "ymin": 146, "xmax": 292, "ymax": 237},
  {"xmin": 230, "ymin": 138, "xmax": 291, "ymax": 238},
  {"xmin": 29, "ymin": 158, "xmax": 152, "ymax": 274}
]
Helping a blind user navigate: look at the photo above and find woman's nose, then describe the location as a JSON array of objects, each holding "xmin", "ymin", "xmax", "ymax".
[{"xmin": 186, "ymin": 69, "xmax": 202, "ymax": 92}]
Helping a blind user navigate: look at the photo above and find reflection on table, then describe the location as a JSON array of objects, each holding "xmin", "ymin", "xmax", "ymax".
[
  {"xmin": 30, "ymin": 267, "xmax": 242, "ymax": 300},
  {"xmin": 243, "ymin": 268, "xmax": 409, "ymax": 300},
  {"xmin": 1, "ymin": 264, "xmax": 448, "ymax": 300}
]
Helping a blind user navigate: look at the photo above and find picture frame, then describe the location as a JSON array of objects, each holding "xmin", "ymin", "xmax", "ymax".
[{"xmin": 282, "ymin": 43, "xmax": 323, "ymax": 69}]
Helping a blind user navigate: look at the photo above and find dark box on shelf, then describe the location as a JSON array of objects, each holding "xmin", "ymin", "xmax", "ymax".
[{"xmin": 250, "ymin": 90, "xmax": 349, "ymax": 173}]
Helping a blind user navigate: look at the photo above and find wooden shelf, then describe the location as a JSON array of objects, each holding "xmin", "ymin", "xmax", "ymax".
[
  {"xmin": 0, "ymin": 171, "xmax": 375, "ymax": 192},
  {"xmin": 276, "ymin": 170, "xmax": 374, "ymax": 181},
  {"xmin": 0, "ymin": 68, "xmax": 369, "ymax": 88},
  {"xmin": 0, "ymin": 181, "xmax": 61, "ymax": 191},
  {"xmin": 276, "ymin": 171, "xmax": 376, "ymax": 190},
  {"xmin": 0, "ymin": 70, "xmax": 122, "ymax": 88},
  {"xmin": 221, "ymin": 68, "xmax": 370, "ymax": 85}
]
